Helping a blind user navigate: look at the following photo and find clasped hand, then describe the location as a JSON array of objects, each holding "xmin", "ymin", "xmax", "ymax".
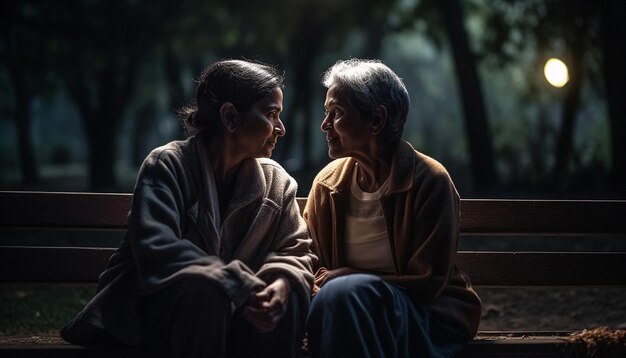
[{"xmin": 243, "ymin": 275, "xmax": 291, "ymax": 333}]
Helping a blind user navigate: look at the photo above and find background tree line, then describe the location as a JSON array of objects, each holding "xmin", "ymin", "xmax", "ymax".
[{"xmin": 1, "ymin": 0, "xmax": 624, "ymax": 198}]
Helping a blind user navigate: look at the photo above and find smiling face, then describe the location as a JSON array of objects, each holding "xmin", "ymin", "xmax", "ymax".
[
  {"xmin": 321, "ymin": 85, "xmax": 372, "ymax": 160},
  {"xmin": 234, "ymin": 87, "xmax": 285, "ymax": 158}
]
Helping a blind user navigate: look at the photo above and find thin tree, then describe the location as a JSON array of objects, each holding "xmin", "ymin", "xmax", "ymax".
[
  {"xmin": 440, "ymin": 0, "xmax": 498, "ymax": 190},
  {"xmin": 601, "ymin": 0, "xmax": 626, "ymax": 195}
]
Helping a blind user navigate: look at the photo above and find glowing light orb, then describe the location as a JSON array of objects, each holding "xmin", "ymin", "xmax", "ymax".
[{"xmin": 544, "ymin": 58, "xmax": 569, "ymax": 88}]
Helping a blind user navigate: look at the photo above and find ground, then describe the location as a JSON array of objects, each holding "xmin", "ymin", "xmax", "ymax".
[{"xmin": 476, "ymin": 286, "xmax": 626, "ymax": 332}]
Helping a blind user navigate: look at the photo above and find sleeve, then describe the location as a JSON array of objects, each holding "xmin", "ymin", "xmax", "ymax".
[
  {"xmin": 380, "ymin": 170, "xmax": 460, "ymax": 304},
  {"xmin": 128, "ymin": 150, "xmax": 265, "ymax": 308},
  {"xmin": 303, "ymin": 173, "xmax": 331, "ymax": 293},
  {"xmin": 255, "ymin": 174, "xmax": 316, "ymax": 299},
  {"xmin": 303, "ymin": 184, "xmax": 320, "ymax": 268}
]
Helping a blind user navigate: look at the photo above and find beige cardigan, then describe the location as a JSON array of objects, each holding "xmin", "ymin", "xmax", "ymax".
[
  {"xmin": 304, "ymin": 140, "xmax": 481, "ymax": 340},
  {"xmin": 62, "ymin": 135, "xmax": 315, "ymax": 346}
]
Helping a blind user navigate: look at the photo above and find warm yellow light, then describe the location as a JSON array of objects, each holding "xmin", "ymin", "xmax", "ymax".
[{"xmin": 544, "ymin": 58, "xmax": 569, "ymax": 88}]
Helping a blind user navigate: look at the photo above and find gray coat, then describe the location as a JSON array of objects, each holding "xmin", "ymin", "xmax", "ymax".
[{"xmin": 62, "ymin": 135, "xmax": 316, "ymax": 346}]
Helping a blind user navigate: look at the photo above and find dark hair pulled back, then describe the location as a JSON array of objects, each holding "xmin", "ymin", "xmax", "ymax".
[{"xmin": 179, "ymin": 59, "xmax": 284, "ymax": 137}]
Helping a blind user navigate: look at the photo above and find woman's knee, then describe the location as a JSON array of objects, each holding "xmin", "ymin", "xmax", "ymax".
[{"xmin": 311, "ymin": 273, "xmax": 386, "ymax": 309}]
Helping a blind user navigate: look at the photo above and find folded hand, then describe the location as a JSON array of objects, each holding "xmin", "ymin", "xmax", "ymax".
[{"xmin": 243, "ymin": 275, "xmax": 291, "ymax": 333}]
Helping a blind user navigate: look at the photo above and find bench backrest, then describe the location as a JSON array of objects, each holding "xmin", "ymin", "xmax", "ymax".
[{"xmin": 1, "ymin": 191, "xmax": 625, "ymax": 286}]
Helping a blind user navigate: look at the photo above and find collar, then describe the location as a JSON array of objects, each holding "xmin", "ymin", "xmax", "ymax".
[
  {"xmin": 194, "ymin": 135, "xmax": 266, "ymax": 213},
  {"xmin": 317, "ymin": 140, "xmax": 417, "ymax": 196}
]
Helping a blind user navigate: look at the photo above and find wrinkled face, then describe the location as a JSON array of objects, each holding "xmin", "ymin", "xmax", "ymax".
[
  {"xmin": 321, "ymin": 85, "xmax": 371, "ymax": 159},
  {"xmin": 235, "ymin": 87, "xmax": 285, "ymax": 158}
]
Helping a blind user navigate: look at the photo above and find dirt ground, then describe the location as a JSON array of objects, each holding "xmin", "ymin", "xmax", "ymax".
[{"xmin": 476, "ymin": 286, "xmax": 626, "ymax": 331}]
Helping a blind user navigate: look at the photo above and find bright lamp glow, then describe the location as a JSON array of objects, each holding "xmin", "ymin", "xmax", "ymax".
[{"xmin": 544, "ymin": 58, "xmax": 569, "ymax": 88}]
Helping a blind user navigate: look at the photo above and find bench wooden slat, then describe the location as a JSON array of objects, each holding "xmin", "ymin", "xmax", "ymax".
[
  {"xmin": 3, "ymin": 192, "xmax": 625, "ymax": 234},
  {"xmin": 0, "ymin": 335, "xmax": 589, "ymax": 358},
  {"xmin": 0, "ymin": 192, "xmax": 132, "ymax": 229},
  {"xmin": 457, "ymin": 251, "xmax": 626, "ymax": 286},
  {"xmin": 460, "ymin": 199, "xmax": 626, "ymax": 235},
  {"xmin": 2, "ymin": 246, "xmax": 624, "ymax": 286},
  {"xmin": 307, "ymin": 197, "xmax": 626, "ymax": 235},
  {"xmin": 458, "ymin": 336, "xmax": 586, "ymax": 357},
  {"xmin": 0, "ymin": 343, "xmax": 166, "ymax": 358}
]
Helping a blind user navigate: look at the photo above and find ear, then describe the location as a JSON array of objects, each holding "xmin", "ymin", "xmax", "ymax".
[
  {"xmin": 370, "ymin": 105, "xmax": 388, "ymax": 135},
  {"xmin": 219, "ymin": 102, "xmax": 238, "ymax": 133}
]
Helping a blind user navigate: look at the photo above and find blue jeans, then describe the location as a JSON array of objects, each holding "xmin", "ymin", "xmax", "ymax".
[{"xmin": 307, "ymin": 274, "xmax": 463, "ymax": 358}]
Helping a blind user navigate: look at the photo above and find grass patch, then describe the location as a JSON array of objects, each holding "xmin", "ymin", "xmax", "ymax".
[{"xmin": 1, "ymin": 284, "xmax": 96, "ymax": 335}]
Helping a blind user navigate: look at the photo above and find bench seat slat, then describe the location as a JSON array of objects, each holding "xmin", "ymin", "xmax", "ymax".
[
  {"xmin": 0, "ymin": 192, "xmax": 132, "ymax": 229},
  {"xmin": 2, "ymin": 246, "xmax": 624, "ymax": 286},
  {"xmin": 456, "ymin": 251, "xmax": 626, "ymax": 286},
  {"xmin": 0, "ymin": 337, "xmax": 589, "ymax": 358},
  {"xmin": 460, "ymin": 199, "xmax": 626, "ymax": 235},
  {"xmin": 2, "ymin": 192, "xmax": 625, "ymax": 234}
]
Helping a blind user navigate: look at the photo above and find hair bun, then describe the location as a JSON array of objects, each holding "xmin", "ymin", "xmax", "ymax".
[{"xmin": 178, "ymin": 105, "xmax": 200, "ymax": 135}]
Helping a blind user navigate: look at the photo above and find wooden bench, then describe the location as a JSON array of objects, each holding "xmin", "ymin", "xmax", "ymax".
[{"xmin": 1, "ymin": 191, "xmax": 625, "ymax": 357}]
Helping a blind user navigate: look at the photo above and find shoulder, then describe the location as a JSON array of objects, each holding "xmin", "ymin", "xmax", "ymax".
[
  {"xmin": 395, "ymin": 140, "xmax": 448, "ymax": 179},
  {"xmin": 143, "ymin": 139, "xmax": 192, "ymax": 167},
  {"xmin": 395, "ymin": 141, "xmax": 456, "ymax": 196},
  {"xmin": 414, "ymin": 150, "xmax": 451, "ymax": 180},
  {"xmin": 257, "ymin": 157, "xmax": 291, "ymax": 180},
  {"xmin": 257, "ymin": 156, "xmax": 284, "ymax": 170},
  {"xmin": 312, "ymin": 158, "xmax": 353, "ymax": 189},
  {"xmin": 412, "ymin": 150, "xmax": 458, "ymax": 200},
  {"xmin": 256, "ymin": 157, "xmax": 299, "ymax": 195},
  {"xmin": 137, "ymin": 138, "xmax": 195, "ymax": 186}
]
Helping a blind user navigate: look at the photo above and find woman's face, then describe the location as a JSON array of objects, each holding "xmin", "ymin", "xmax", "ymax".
[
  {"xmin": 321, "ymin": 85, "xmax": 371, "ymax": 160},
  {"xmin": 235, "ymin": 87, "xmax": 285, "ymax": 158}
]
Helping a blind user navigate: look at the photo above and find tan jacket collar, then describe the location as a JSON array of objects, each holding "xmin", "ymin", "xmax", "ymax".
[{"xmin": 317, "ymin": 140, "xmax": 417, "ymax": 196}]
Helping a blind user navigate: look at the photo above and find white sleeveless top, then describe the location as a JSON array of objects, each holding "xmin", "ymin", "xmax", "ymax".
[{"xmin": 344, "ymin": 164, "xmax": 395, "ymax": 273}]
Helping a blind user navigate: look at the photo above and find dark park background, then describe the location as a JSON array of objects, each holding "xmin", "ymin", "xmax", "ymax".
[
  {"xmin": 1, "ymin": 0, "xmax": 626, "ymax": 335},
  {"xmin": 2, "ymin": 0, "xmax": 625, "ymax": 198}
]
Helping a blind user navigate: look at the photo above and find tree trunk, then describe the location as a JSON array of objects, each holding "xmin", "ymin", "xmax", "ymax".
[
  {"xmin": 84, "ymin": 111, "xmax": 117, "ymax": 191},
  {"xmin": 295, "ymin": 62, "xmax": 314, "ymax": 170},
  {"xmin": 132, "ymin": 101, "xmax": 156, "ymax": 167},
  {"xmin": 361, "ymin": 12, "xmax": 387, "ymax": 58},
  {"xmin": 72, "ymin": 60, "xmax": 135, "ymax": 191},
  {"xmin": 440, "ymin": 0, "xmax": 498, "ymax": 192},
  {"xmin": 602, "ymin": 0, "xmax": 626, "ymax": 195},
  {"xmin": 10, "ymin": 62, "xmax": 39, "ymax": 185},
  {"xmin": 553, "ymin": 52, "xmax": 583, "ymax": 187},
  {"xmin": 280, "ymin": 4, "xmax": 324, "ymax": 170},
  {"xmin": 552, "ymin": 12, "xmax": 588, "ymax": 189},
  {"xmin": 164, "ymin": 46, "xmax": 186, "ymax": 139}
]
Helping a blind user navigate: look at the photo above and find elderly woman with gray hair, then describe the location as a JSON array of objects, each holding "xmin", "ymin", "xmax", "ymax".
[{"xmin": 303, "ymin": 59, "xmax": 481, "ymax": 357}]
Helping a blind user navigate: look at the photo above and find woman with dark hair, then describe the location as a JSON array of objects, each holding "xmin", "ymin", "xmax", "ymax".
[
  {"xmin": 62, "ymin": 59, "xmax": 315, "ymax": 358},
  {"xmin": 304, "ymin": 59, "xmax": 481, "ymax": 357}
]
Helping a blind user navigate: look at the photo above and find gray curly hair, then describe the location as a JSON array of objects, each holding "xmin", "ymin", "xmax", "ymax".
[{"xmin": 321, "ymin": 59, "xmax": 410, "ymax": 146}]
